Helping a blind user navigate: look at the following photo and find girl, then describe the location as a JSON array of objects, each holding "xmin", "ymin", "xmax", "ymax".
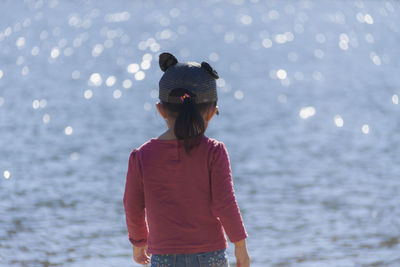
[{"xmin": 123, "ymin": 52, "xmax": 250, "ymax": 267}]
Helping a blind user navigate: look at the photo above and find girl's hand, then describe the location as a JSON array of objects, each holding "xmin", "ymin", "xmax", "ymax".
[
  {"xmin": 133, "ymin": 244, "xmax": 151, "ymax": 265},
  {"xmin": 234, "ymin": 240, "xmax": 250, "ymax": 267}
]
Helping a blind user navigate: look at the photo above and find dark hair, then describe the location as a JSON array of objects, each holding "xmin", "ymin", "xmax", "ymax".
[{"xmin": 161, "ymin": 88, "xmax": 217, "ymax": 155}]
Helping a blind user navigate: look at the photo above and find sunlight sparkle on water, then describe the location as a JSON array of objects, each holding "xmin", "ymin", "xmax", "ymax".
[
  {"xmin": 334, "ymin": 115, "xmax": 344, "ymax": 127},
  {"xmin": 3, "ymin": 170, "xmax": 10, "ymax": 179},
  {"xmin": 134, "ymin": 71, "xmax": 145, "ymax": 81},
  {"xmin": 72, "ymin": 70, "xmax": 80, "ymax": 79},
  {"xmin": 22, "ymin": 66, "xmax": 29, "ymax": 76},
  {"xmin": 234, "ymin": 90, "xmax": 244, "ymax": 100},
  {"xmin": 31, "ymin": 46, "xmax": 40, "ymax": 56},
  {"xmin": 314, "ymin": 49, "xmax": 324, "ymax": 59},
  {"xmin": 0, "ymin": 69, "xmax": 3, "ymax": 79},
  {"xmin": 370, "ymin": 52, "xmax": 381, "ymax": 66},
  {"xmin": 169, "ymin": 8, "xmax": 180, "ymax": 18},
  {"xmin": 43, "ymin": 114, "xmax": 50, "ymax": 124},
  {"xmin": 23, "ymin": 18, "xmax": 31, "ymax": 27},
  {"xmin": 268, "ymin": 10, "xmax": 280, "ymax": 20},
  {"xmin": 32, "ymin": 100, "xmax": 40, "ymax": 109},
  {"xmin": 143, "ymin": 53, "xmax": 153, "ymax": 61},
  {"xmin": 89, "ymin": 73, "xmax": 102, "ymax": 86},
  {"xmin": 51, "ymin": 47, "xmax": 60, "ymax": 58},
  {"xmin": 364, "ymin": 14, "xmax": 374, "ymax": 24},
  {"xmin": 239, "ymin": 14, "xmax": 252, "ymax": 25},
  {"xmin": 356, "ymin": 13, "xmax": 374, "ymax": 24},
  {"xmin": 84, "ymin": 89, "xmax": 93, "ymax": 99},
  {"xmin": 299, "ymin": 106, "xmax": 316, "ymax": 119},
  {"xmin": 144, "ymin": 102, "xmax": 151, "ymax": 111},
  {"xmin": 141, "ymin": 60, "xmax": 151, "ymax": 70},
  {"xmin": 68, "ymin": 15, "xmax": 81, "ymax": 27},
  {"xmin": 92, "ymin": 44, "xmax": 104, "ymax": 57},
  {"xmin": 64, "ymin": 126, "xmax": 73, "ymax": 135},
  {"xmin": 39, "ymin": 99, "xmax": 47, "ymax": 108},
  {"xmin": 339, "ymin": 33, "xmax": 349, "ymax": 50},
  {"xmin": 16, "ymin": 37, "xmax": 25, "ymax": 48},
  {"xmin": 127, "ymin": 63, "xmax": 139, "ymax": 73},
  {"xmin": 150, "ymin": 43, "xmax": 160, "ymax": 53},
  {"xmin": 276, "ymin": 69, "xmax": 287, "ymax": 80},
  {"xmin": 362, "ymin": 124, "xmax": 370, "ymax": 134},
  {"xmin": 339, "ymin": 33, "xmax": 349, "ymax": 42},
  {"xmin": 40, "ymin": 30, "xmax": 48, "ymax": 40},
  {"xmin": 157, "ymin": 29, "xmax": 172, "ymax": 40},
  {"xmin": 392, "ymin": 94, "xmax": 399, "ymax": 104},
  {"xmin": 356, "ymin": 13, "xmax": 364, "ymax": 23},
  {"xmin": 0, "ymin": 97, "xmax": 4, "ymax": 107},
  {"xmin": 122, "ymin": 79, "xmax": 132, "ymax": 89},
  {"xmin": 113, "ymin": 89, "xmax": 122, "ymax": 99},
  {"xmin": 262, "ymin": 38, "xmax": 272, "ymax": 48},
  {"xmin": 4, "ymin": 27, "xmax": 12, "ymax": 36},
  {"xmin": 209, "ymin": 52, "xmax": 219, "ymax": 62},
  {"xmin": 105, "ymin": 12, "xmax": 130, "ymax": 23},
  {"xmin": 275, "ymin": 32, "xmax": 294, "ymax": 44},
  {"xmin": 106, "ymin": 76, "xmax": 116, "ymax": 87}
]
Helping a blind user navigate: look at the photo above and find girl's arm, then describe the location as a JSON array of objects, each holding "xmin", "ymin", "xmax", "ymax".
[
  {"xmin": 123, "ymin": 149, "xmax": 149, "ymax": 247},
  {"xmin": 210, "ymin": 142, "xmax": 248, "ymax": 243}
]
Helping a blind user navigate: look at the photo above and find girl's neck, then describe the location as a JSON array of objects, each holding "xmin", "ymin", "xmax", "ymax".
[{"xmin": 157, "ymin": 129, "xmax": 177, "ymax": 140}]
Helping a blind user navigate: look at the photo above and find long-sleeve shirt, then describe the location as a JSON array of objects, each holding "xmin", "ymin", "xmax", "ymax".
[{"xmin": 123, "ymin": 134, "xmax": 248, "ymax": 254}]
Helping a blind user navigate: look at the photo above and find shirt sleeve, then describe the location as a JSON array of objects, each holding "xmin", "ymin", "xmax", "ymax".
[
  {"xmin": 123, "ymin": 149, "xmax": 148, "ymax": 247},
  {"xmin": 210, "ymin": 142, "xmax": 248, "ymax": 243}
]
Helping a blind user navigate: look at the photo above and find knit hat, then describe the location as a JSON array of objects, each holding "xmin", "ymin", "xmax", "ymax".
[{"xmin": 158, "ymin": 52, "xmax": 219, "ymax": 104}]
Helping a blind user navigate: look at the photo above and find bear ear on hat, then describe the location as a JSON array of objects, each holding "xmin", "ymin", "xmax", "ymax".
[
  {"xmin": 201, "ymin": 61, "xmax": 219, "ymax": 79},
  {"xmin": 159, "ymin": 52, "xmax": 178, "ymax": 72}
]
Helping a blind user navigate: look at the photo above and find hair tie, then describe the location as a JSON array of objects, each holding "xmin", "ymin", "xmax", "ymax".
[{"xmin": 180, "ymin": 93, "xmax": 191, "ymax": 102}]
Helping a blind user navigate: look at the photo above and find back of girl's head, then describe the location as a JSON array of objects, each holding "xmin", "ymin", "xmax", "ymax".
[
  {"xmin": 158, "ymin": 52, "xmax": 220, "ymax": 155},
  {"xmin": 161, "ymin": 89, "xmax": 217, "ymax": 155}
]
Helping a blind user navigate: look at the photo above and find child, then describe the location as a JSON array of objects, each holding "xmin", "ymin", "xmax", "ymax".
[{"xmin": 123, "ymin": 52, "xmax": 250, "ymax": 267}]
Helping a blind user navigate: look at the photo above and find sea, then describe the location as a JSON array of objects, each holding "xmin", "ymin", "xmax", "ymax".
[{"xmin": 0, "ymin": 0, "xmax": 399, "ymax": 266}]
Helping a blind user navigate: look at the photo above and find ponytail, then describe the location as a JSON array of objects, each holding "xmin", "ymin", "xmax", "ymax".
[
  {"xmin": 161, "ymin": 88, "xmax": 216, "ymax": 155},
  {"xmin": 174, "ymin": 94, "xmax": 205, "ymax": 155}
]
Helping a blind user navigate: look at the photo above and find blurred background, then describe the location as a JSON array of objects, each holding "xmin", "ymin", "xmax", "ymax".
[{"xmin": 1, "ymin": 0, "xmax": 400, "ymax": 266}]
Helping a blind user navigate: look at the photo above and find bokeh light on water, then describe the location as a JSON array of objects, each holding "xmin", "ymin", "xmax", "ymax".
[{"xmin": 1, "ymin": 0, "xmax": 400, "ymax": 266}]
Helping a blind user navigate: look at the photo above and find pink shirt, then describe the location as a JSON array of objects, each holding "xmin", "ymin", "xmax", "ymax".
[{"xmin": 123, "ymin": 134, "xmax": 248, "ymax": 254}]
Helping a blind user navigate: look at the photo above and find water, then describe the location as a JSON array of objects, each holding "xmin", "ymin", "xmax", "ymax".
[{"xmin": 1, "ymin": 0, "xmax": 400, "ymax": 266}]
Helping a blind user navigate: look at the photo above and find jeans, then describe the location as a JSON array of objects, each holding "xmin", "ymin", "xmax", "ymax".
[{"xmin": 150, "ymin": 248, "xmax": 230, "ymax": 267}]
